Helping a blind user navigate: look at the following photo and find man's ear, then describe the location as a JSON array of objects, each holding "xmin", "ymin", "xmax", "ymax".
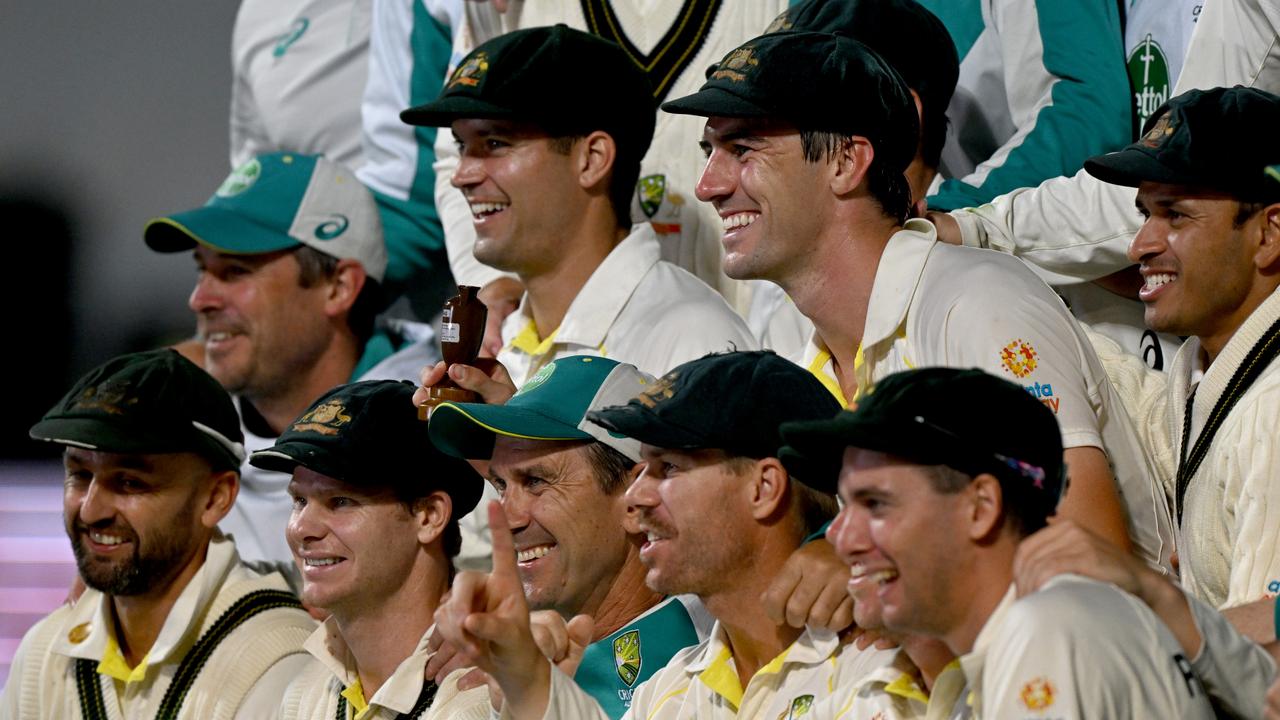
[
  {"xmin": 749, "ymin": 457, "xmax": 790, "ymax": 521},
  {"xmin": 966, "ymin": 473, "xmax": 1004, "ymax": 542},
  {"xmin": 577, "ymin": 130, "xmax": 617, "ymax": 192},
  {"xmin": 415, "ymin": 491, "xmax": 453, "ymax": 547},
  {"xmin": 324, "ymin": 259, "xmax": 368, "ymax": 318},
  {"xmin": 830, "ymin": 135, "xmax": 874, "ymax": 196},
  {"xmin": 201, "ymin": 469, "xmax": 240, "ymax": 529},
  {"xmin": 1254, "ymin": 202, "xmax": 1280, "ymax": 272}
]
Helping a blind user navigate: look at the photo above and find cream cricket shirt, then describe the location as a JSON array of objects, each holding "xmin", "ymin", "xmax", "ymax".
[
  {"xmin": 497, "ymin": 224, "xmax": 758, "ymax": 388},
  {"xmin": 800, "ymin": 219, "xmax": 1174, "ymax": 572},
  {"xmin": 280, "ymin": 620, "xmax": 489, "ymax": 720},
  {"xmin": 960, "ymin": 576, "xmax": 1218, "ymax": 718},
  {"xmin": 1, "ymin": 536, "xmax": 314, "ymax": 719},
  {"xmin": 807, "ymin": 648, "xmax": 930, "ymax": 720},
  {"xmin": 525, "ymin": 623, "xmax": 895, "ymax": 719}
]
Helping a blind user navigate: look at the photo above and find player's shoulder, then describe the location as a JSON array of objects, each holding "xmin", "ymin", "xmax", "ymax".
[
  {"xmin": 920, "ymin": 241, "xmax": 1061, "ymax": 305},
  {"xmin": 1003, "ymin": 574, "xmax": 1155, "ymax": 639}
]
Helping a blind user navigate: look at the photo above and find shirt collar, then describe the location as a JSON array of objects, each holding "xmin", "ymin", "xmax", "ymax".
[
  {"xmin": 304, "ymin": 618, "xmax": 438, "ymax": 716},
  {"xmin": 958, "ymin": 582, "xmax": 1016, "ymax": 692},
  {"xmin": 50, "ymin": 534, "xmax": 239, "ymax": 671},
  {"xmin": 684, "ymin": 621, "xmax": 841, "ymax": 706},
  {"xmin": 506, "ymin": 225, "xmax": 661, "ymax": 353},
  {"xmin": 861, "ymin": 218, "xmax": 937, "ymax": 352}
]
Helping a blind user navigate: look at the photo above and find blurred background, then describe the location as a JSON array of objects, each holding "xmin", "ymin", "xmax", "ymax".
[{"xmin": 0, "ymin": 1, "xmax": 240, "ymax": 686}]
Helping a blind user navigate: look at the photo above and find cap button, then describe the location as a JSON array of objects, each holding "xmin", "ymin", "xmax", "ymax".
[{"xmin": 68, "ymin": 622, "xmax": 91, "ymax": 644}]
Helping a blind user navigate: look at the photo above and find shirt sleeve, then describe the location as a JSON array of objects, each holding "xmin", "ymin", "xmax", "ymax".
[
  {"xmin": 928, "ymin": 0, "xmax": 1131, "ymax": 211},
  {"xmin": 1226, "ymin": 385, "xmax": 1280, "ymax": 607},
  {"xmin": 1184, "ymin": 591, "xmax": 1277, "ymax": 719},
  {"xmin": 497, "ymin": 666, "xmax": 614, "ymax": 720},
  {"xmin": 229, "ymin": 1, "xmax": 271, "ymax": 170},
  {"xmin": 932, "ymin": 257, "xmax": 1104, "ymax": 451},
  {"xmin": 950, "ymin": 169, "xmax": 1140, "ymax": 286}
]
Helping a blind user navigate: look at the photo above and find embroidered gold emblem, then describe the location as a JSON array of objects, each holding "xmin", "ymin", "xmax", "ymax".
[
  {"xmin": 68, "ymin": 623, "xmax": 91, "ymax": 644},
  {"xmin": 449, "ymin": 51, "xmax": 489, "ymax": 89},
  {"xmin": 291, "ymin": 399, "xmax": 353, "ymax": 435},
  {"xmin": 711, "ymin": 46, "xmax": 759, "ymax": 83}
]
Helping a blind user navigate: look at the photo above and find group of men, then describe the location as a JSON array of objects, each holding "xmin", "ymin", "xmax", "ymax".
[{"xmin": 7, "ymin": 0, "xmax": 1280, "ymax": 717}]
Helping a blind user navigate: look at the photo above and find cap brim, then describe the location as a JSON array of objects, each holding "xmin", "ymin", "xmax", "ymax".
[
  {"xmin": 30, "ymin": 416, "xmax": 242, "ymax": 470},
  {"xmin": 779, "ymin": 413, "xmax": 953, "ymax": 492},
  {"xmin": 1084, "ymin": 148, "xmax": 1190, "ymax": 189},
  {"xmin": 584, "ymin": 404, "xmax": 710, "ymax": 452},
  {"xmin": 660, "ymin": 87, "xmax": 771, "ymax": 118},
  {"xmin": 144, "ymin": 207, "xmax": 300, "ymax": 255},
  {"xmin": 429, "ymin": 402, "xmax": 593, "ymax": 460},
  {"xmin": 400, "ymin": 96, "xmax": 518, "ymax": 128}
]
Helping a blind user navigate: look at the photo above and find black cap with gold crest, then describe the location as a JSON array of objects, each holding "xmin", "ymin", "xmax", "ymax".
[
  {"xmin": 1086, "ymin": 86, "xmax": 1280, "ymax": 203},
  {"xmin": 661, "ymin": 31, "xmax": 919, "ymax": 176},
  {"xmin": 249, "ymin": 380, "xmax": 482, "ymax": 515},
  {"xmin": 30, "ymin": 349, "xmax": 245, "ymax": 472},
  {"xmin": 400, "ymin": 24, "xmax": 656, "ymax": 162}
]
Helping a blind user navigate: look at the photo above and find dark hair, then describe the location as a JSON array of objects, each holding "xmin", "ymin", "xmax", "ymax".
[
  {"xmin": 922, "ymin": 464, "xmax": 1052, "ymax": 537},
  {"xmin": 1235, "ymin": 201, "xmax": 1271, "ymax": 227},
  {"xmin": 919, "ymin": 104, "xmax": 949, "ymax": 171},
  {"xmin": 799, "ymin": 130, "xmax": 912, "ymax": 224},
  {"xmin": 293, "ymin": 245, "xmax": 384, "ymax": 345},
  {"xmin": 582, "ymin": 441, "xmax": 637, "ymax": 495},
  {"xmin": 549, "ymin": 133, "xmax": 642, "ymax": 230}
]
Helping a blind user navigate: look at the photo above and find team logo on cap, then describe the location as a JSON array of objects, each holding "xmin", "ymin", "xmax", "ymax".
[
  {"xmin": 1019, "ymin": 677, "xmax": 1055, "ymax": 710},
  {"xmin": 216, "ymin": 159, "xmax": 262, "ymax": 198},
  {"xmin": 314, "ymin": 214, "xmax": 350, "ymax": 240},
  {"xmin": 449, "ymin": 51, "xmax": 489, "ymax": 89},
  {"xmin": 711, "ymin": 45, "xmax": 759, "ymax": 83},
  {"xmin": 636, "ymin": 373, "xmax": 678, "ymax": 408},
  {"xmin": 291, "ymin": 399, "xmax": 352, "ymax": 436},
  {"xmin": 613, "ymin": 630, "xmax": 642, "ymax": 686},
  {"xmin": 638, "ymin": 175, "xmax": 666, "ymax": 219},
  {"xmin": 1141, "ymin": 111, "xmax": 1176, "ymax": 149},
  {"xmin": 781, "ymin": 694, "xmax": 814, "ymax": 718},
  {"xmin": 999, "ymin": 340, "xmax": 1038, "ymax": 379},
  {"xmin": 517, "ymin": 362, "xmax": 556, "ymax": 396},
  {"xmin": 764, "ymin": 10, "xmax": 793, "ymax": 33},
  {"xmin": 72, "ymin": 382, "xmax": 138, "ymax": 415}
]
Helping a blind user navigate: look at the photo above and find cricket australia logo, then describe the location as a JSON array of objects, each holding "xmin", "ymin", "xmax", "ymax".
[
  {"xmin": 637, "ymin": 175, "xmax": 666, "ymax": 219},
  {"xmin": 613, "ymin": 630, "xmax": 642, "ymax": 687},
  {"xmin": 780, "ymin": 694, "xmax": 814, "ymax": 719}
]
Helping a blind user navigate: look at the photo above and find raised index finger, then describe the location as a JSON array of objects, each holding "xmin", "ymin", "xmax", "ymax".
[{"xmin": 486, "ymin": 500, "xmax": 520, "ymax": 591}]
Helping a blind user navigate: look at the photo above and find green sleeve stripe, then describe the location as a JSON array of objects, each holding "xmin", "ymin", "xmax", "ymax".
[{"xmin": 928, "ymin": 0, "xmax": 1130, "ymax": 210}]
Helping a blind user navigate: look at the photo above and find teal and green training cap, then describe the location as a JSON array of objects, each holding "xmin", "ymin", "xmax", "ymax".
[
  {"xmin": 143, "ymin": 152, "xmax": 388, "ymax": 283},
  {"xmin": 428, "ymin": 356, "xmax": 654, "ymax": 462},
  {"xmin": 29, "ymin": 349, "xmax": 245, "ymax": 472}
]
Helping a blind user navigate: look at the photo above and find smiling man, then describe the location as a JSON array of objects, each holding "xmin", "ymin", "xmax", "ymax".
[
  {"xmin": 249, "ymin": 380, "xmax": 489, "ymax": 719},
  {"xmin": 400, "ymin": 25, "xmax": 755, "ymax": 390},
  {"xmin": 144, "ymin": 152, "xmax": 446, "ymax": 566},
  {"xmin": 2, "ymin": 349, "xmax": 314, "ymax": 719},
  {"xmin": 427, "ymin": 356, "xmax": 710, "ymax": 717},
  {"xmin": 1077, "ymin": 86, "xmax": 1280, "ymax": 609},
  {"xmin": 780, "ymin": 366, "xmax": 1223, "ymax": 718},
  {"xmin": 662, "ymin": 29, "xmax": 1176, "ymax": 572},
  {"xmin": 434, "ymin": 351, "xmax": 895, "ymax": 720}
]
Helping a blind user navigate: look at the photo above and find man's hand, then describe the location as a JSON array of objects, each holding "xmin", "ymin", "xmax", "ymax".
[
  {"xmin": 413, "ymin": 359, "xmax": 518, "ymax": 410},
  {"xmin": 478, "ymin": 277, "xmax": 524, "ymax": 358},
  {"xmin": 762, "ymin": 538, "xmax": 855, "ymax": 631},
  {"xmin": 529, "ymin": 610, "xmax": 594, "ymax": 678},
  {"xmin": 434, "ymin": 501, "xmax": 552, "ymax": 720},
  {"xmin": 1012, "ymin": 519, "xmax": 1146, "ymax": 598},
  {"xmin": 926, "ymin": 210, "xmax": 963, "ymax": 245},
  {"xmin": 1014, "ymin": 520, "xmax": 1203, "ymax": 656}
]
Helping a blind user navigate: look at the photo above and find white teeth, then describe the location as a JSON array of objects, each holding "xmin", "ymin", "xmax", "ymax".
[
  {"xmin": 870, "ymin": 569, "xmax": 899, "ymax": 585},
  {"xmin": 305, "ymin": 558, "xmax": 342, "ymax": 567},
  {"xmin": 470, "ymin": 202, "xmax": 509, "ymax": 217},
  {"xmin": 516, "ymin": 545, "xmax": 552, "ymax": 563},
  {"xmin": 1145, "ymin": 273, "xmax": 1175, "ymax": 289},
  {"xmin": 849, "ymin": 563, "xmax": 866, "ymax": 580},
  {"xmin": 89, "ymin": 532, "xmax": 125, "ymax": 546},
  {"xmin": 721, "ymin": 213, "xmax": 758, "ymax": 231},
  {"xmin": 207, "ymin": 332, "xmax": 232, "ymax": 342}
]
